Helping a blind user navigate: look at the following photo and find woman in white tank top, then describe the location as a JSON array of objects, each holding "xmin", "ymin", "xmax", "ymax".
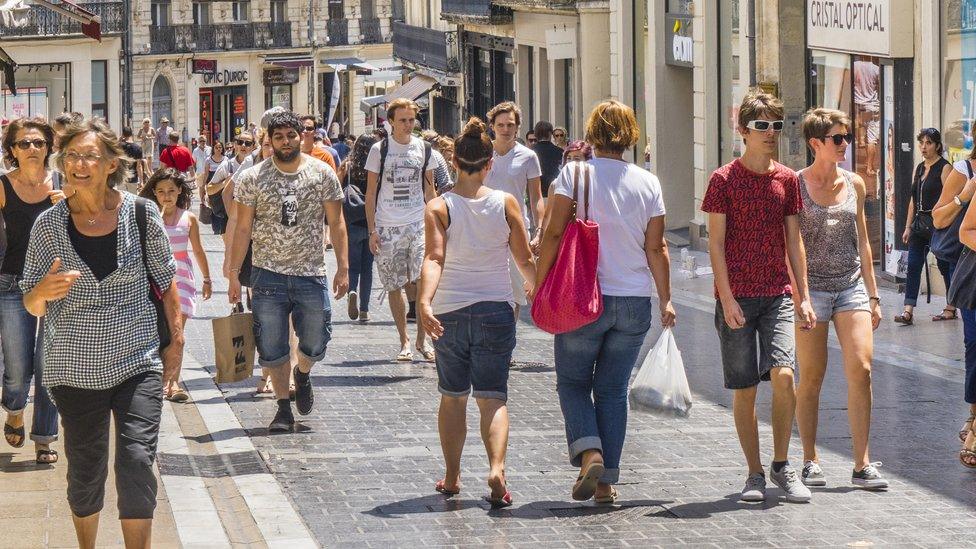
[{"xmin": 417, "ymin": 118, "xmax": 536, "ymax": 508}]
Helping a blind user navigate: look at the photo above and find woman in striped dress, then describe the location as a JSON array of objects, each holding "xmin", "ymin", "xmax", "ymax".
[{"xmin": 140, "ymin": 168, "xmax": 212, "ymax": 401}]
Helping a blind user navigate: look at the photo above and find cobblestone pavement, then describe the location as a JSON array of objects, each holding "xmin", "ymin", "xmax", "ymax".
[{"xmin": 182, "ymin": 232, "xmax": 976, "ymax": 548}]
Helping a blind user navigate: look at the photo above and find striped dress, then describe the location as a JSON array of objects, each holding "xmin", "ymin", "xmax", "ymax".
[{"xmin": 164, "ymin": 209, "xmax": 196, "ymax": 317}]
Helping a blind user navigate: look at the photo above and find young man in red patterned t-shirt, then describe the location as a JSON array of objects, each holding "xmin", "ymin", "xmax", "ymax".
[{"xmin": 702, "ymin": 90, "xmax": 817, "ymax": 504}]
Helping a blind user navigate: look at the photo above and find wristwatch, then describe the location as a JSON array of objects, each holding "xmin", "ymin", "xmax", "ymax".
[
  {"xmin": 955, "ymin": 195, "xmax": 970, "ymax": 207},
  {"xmin": 869, "ymin": 296, "xmax": 881, "ymax": 304}
]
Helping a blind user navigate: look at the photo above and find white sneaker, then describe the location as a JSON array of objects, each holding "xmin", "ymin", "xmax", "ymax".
[
  {"xmin": 801, "ymin": 460, "xmax": 826, "ymax": 487},
  {"xmin": 769, "ymin": 463, "xmax": 812, "ymax": 503},
  {"xmin": 852, "ymin": 462, "xmax": 889, "ymax": 490},
  {"xmin": 740, "ymin": 472, "xmax": 766, "ymax": 502}
]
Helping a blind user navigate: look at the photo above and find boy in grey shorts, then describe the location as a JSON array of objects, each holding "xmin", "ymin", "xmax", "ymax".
[{"xmin": 701, "ymin": 90, "xmax": 817, "ymax": 503}]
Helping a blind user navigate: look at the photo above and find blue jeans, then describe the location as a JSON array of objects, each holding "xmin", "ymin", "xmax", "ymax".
[
  {"xmin": 0, "ymin": 274, "xmax": 58, "ymax": 443},
  {"xmin": 251, "ymin": 267, "xmax": 333, "ymax": 368},
  {"xmin": 962, "ymin": 309, "xmax": 976, "ymax": 404},
  {"xmin": 904, "ymin": 234, "xmax": 953, "ymax": 306},
  {"xmin": 347, "ymin": 223, "xmax": 374, "ymax": 312},
  {"xmin": 553, "ymin": 295, "xmax": 653, "ymax": 484}
]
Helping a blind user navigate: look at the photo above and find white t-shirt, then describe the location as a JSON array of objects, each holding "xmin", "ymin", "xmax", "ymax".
[
  {"xmin": 365, "ymin": 136, "xmax": 432, "ymax": 227},
  {"xmin": 192, "ymin": 146, "xmax": 211, "ymax": 174},
  {"xmin": 552, "ymin": 159, "xmax": 667, "ymax": 297},
  {"xmin": 486, "ymin": 142, "xmax": 542, "ymax": 225},
  {"xmin": 954, "ymin": 159, "xmax": 974, "ymax": 178}
]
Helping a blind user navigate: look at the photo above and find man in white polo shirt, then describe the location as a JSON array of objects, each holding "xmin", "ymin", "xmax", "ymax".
[{"xmin": 485, "ymin": 101, "xmax": 543, "ymax": 316}]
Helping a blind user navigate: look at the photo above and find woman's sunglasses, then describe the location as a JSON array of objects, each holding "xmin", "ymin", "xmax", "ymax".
[
  {"xmin": 14, "ymin": 139, "xmax": 49, "ymax": 150},
  {"xmin": 236, "ymin": 139, "xmax": 254, "ymax": 146},
  {"xmin": 745, "ymin": 120, "xmax": 784, "ymax": 132},
  {"xmin": 820, "ymin": 133, "xmax": 854, "ymax": 146}
]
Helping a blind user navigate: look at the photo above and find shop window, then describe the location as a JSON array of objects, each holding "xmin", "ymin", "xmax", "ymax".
[
  {"xmin": 91, "ymin": 60, "xmax": 108, "ymax": 123},
  {"xmin": 362, "ymin": 0, "xmax": 375, "ymax": 19},
  {"xmin": 328, "ymin": 0, "xmax": 344, "ymax": 20},
  {"xmin": 232, "ymin": 0, "xmax": 250, "ymax": 22},
  {"xmin": 193, "ymin": 1, "xmax": 210, "ymax": 26},
  {"xmin": 151, "ymin": 0, "xmax": 170, "ymax": 26},
  {"xmin": 265, "ymin": 85, "xmax": 292, "ymax": 111},
  {"xmin": 271, "ymin": 0, "xmax": 287, "ymax": 23},
  {"xmin": 942, "ymin": 0, "xmax": 976, "ymax": 162},
  {"xmin": 0, "ymin": 63, "xmax": 71, "ymax": 121}
]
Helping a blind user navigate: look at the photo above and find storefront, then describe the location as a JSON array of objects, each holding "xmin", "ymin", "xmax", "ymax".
[
  {"xmin": 197, "ymin": 62, "xmax": 250, "ymax": 144},
  {"xmin": 806, "ymin": 0, "xmax": 915, "ymax": 277},
  {"xmin": 463, "ymin": 32, "xmax": 514, "ymax": 121},
  {"xmin": 943, "ymin": 1, "xmax": 976, "ymax": 165},
  {"xmin": 0, "ymin": 63, "xmax": 71, "ymax": 121},
  {"xmin": 264, "ymin": 67, "xmax": 299, "ymax": 111}
]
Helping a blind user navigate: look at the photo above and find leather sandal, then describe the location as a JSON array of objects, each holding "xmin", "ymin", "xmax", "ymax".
[
  {"xmin": 962, "ymin": 413, "xmax": 975, "ymax": 443},
  {"xmin": 933, "ymin": 308, "xmax": 959, "ymax": 321},
  {"xmin": 894, "ymin": 310, "xmax": 914, "ymax": 325},
  {"xmin": 572, "ymin": 461, "xmax": 606, "ymax": 501},
  {"xmin": 4, "ymin": 422, "xmax": 25, "ymax": 448},
  {"xmin": 36, "ymin": 448, "xmax": 58, "ymax": 464}
]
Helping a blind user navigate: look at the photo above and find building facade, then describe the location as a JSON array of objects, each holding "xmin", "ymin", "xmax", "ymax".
[
  {"xmin": 129, "ymin": 0, "xmax": 395, "ymax": 145},
  {"xmin": 0, "ymin": 1, "xmax": 125, "ymax": 125}
]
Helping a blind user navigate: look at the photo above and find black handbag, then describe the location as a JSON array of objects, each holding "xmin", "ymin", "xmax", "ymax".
[
  {"xmin": 342, "ymin": 171, "xmax": 367, "ymax": 225},
  {"xmin": 135, "ymin": 198, "xmax": 172, "ymax": 351},
  {"xmin": 910, "ymin": 164, "xmax": 934, "ymax": 241},
  {"xmin": 948, "ymin": 245, "xmax": 976, "ymax": 310}
]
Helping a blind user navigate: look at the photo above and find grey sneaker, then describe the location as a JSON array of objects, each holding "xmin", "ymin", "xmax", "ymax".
[
  {"xmin": 769, "ymin": 463, "xmax": 812, "ymax": 503},
  {"xmin": 740, "ymin": 472, "xmax": 767, "ymax": 502},
  {"xmin": 801, "ymin": 460, "xmax": 826, "ymax": 487},
  {"xmin": 852, "ymin": 462, "xmax": 889, "ymax": 490}
]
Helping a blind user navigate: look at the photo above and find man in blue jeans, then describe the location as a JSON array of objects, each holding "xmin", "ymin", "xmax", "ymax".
[
  {"xmin": 227, "ymin": 110, "xmax": 349, "ymax": 432},
  {"xmin": 703, "ymin": 90, "xmax": 817, "ymax": 503}
]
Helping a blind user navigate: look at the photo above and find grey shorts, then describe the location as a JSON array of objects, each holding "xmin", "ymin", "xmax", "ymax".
[
  {"xmin": 809, "ymin": 281, "xmax": 871, "ymax": 322},
  {"xmin": 714, "ymin": 295, "xmax": 796, "ymax": 389},
  {"xmin": 375, "ymin": 221, "xmax": 425, "ymax": 291}
]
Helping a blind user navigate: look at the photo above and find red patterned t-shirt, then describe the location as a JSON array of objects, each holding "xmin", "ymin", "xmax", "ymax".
[{"xmin": 701, "ymin": 159, "xmax": 802, "ymax": 298}]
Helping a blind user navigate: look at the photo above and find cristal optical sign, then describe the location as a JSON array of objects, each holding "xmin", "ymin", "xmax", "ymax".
[{"xmin": 806, "ymin": 0, "xmax": 914, "ymax": 58}]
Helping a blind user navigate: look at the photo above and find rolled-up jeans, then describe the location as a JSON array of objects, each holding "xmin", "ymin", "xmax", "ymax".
[
  {"xmin": 347, "ymin": 223, "xmax": 374, "ymax": 312},
  {"xmin": 904, "ymin": 234, "xmax": 953, "ymax": 307},
  {"xmin": 0, "ymin": 273, "xmax": 58, "ymax": 443},
  {"xmin": 553, "ymin": 295, "xmax": 652, "ymax": 485}
]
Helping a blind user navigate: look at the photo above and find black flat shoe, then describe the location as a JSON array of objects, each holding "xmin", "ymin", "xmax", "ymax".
[
  {"xmin": 293, "ymin": 366, "xmax": 314, "ymax": 416},
  {"xmin": 268, "ymin": 408, "xmax": 295, "ymax": 433}
]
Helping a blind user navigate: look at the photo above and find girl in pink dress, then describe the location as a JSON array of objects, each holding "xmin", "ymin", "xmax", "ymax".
[{"xmin": 140, "ymin": 168, "xmax": 212, "ymax": 401}]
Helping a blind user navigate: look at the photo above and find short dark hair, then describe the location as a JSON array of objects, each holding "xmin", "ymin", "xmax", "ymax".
[
  {"xmin": 267, "ymin": 111, "xmax": 303, "ymax": 137},
  {"xmin": 121, "ymin": 126, "xmax": 134, "ymax": 138},
  {"xmin": 300, "ymin": 114, "xmax": 317, "ymax": 126},
  {"xmin": 533, "ymin": 121, "xmax": 553, "ymax": 140},
  {"xmin": 2, "ymin": 117, "xmax": 55, "ymax": 168},
  {"xmin": 54, "ymin": 112, "xmax": 83, "ymax": 129},
  {"xmin": 917, "ymin": 127, "xmax": 944, "ymax": 155}
]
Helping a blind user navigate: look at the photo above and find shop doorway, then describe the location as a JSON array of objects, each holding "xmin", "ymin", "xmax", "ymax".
[{"xmin": 201, "ymin": 86, "xmax": 247, "ymax": 144}]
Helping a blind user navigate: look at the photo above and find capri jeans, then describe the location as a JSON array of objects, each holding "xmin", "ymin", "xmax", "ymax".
[
  {"xmin": 553, "ymin": 295, "xmax": 652, "ymax": 485},
  {"xmin": 904, "ymin": 234, "xmax": 953, "ymax": 307},
  {"xmin": 50, "ymin": 371, "xmax": 162, "ymax": 519},
  {"xmin": 347, "ymin": 223, "xmax": 374, "ymax": 312}
]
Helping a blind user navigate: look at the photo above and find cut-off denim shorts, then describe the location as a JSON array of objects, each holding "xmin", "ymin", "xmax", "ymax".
[
  {"xmin": 715, "ymin": 295, "xmax": 796, "ymax": 389},
  {"xmin": 433, "ymin": 301, "xmax": 516, "ymax": 401}
]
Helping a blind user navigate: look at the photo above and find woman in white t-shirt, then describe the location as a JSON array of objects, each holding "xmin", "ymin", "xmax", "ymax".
[{"xmin": 535, "ymin": 101, "xmax": 676, "ymax": 504}]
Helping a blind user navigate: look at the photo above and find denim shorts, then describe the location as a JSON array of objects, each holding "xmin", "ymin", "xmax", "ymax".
[
  {"xmin": 433, "ymin": 301, "xmax": 516, "ymax": 401},
  {"xmin": 714, "ymin": 295, "xmax": 796, "ymax": 389},
  {"xmin": 251, "ymin": 267, "xmax": 333, "ymax": 368},
  {"xmin": 808, "ymin": 281, "xmax": 871, "ymax": 322}
]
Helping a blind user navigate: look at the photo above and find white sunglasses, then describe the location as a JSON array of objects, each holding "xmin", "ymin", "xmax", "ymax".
[{"xmin": 745, "ymin": 120, "xmax": 785, "ymax": 132}]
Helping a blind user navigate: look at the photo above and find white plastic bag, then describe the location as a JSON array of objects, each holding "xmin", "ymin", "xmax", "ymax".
[{"xmin": 629, "ymin": 328, "xmax": 692, "ymax": 417}]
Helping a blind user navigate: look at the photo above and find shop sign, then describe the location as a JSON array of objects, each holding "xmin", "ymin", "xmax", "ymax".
[
  {"xmin": 544, "ymin": 26, "xmax": 576, "ymax": 61},
  {"xmin": 192, "ymin": 59, "xmax": 217, "ymax": 75},
  {"xmin": 806, "ymin": 0, "xmax": 914, "ymax": 58},
  {"xmin": 202, "ymin": 68, "xmax": 249, "ymax": 86},
  {"xmin": 263, "ymin": 68, "xmax": 300, "ymax": 86},
  {"xmin": 665, "ymin": 13, "xmax": 694, "ymax": 68}
]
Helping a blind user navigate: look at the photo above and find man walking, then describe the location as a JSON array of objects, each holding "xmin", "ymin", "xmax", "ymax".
[
  {"xmin": 156, "ymin": 117, "xmax": 171, "ymax": 158},
  {"xmin": 192, "ymin": 135, "xmax": 212, "ymax": 199},
  {"xmin": 227, "ymin": 110, "xmax": 349, "ymax": 432},
  {"xmin": 120, "ymin": 126, "xmax": 145, "ymax": 193},
  {"xmin": 531, "ymin": 120, "xmax": 564, "ymax": 197},
  {"xmin": 159, "ymin": 131, "xmax": 195, "ymax": 177},
  {"xmin": 702, "ymin": 89, "xmax": 817, "ymax": 503},
  {"xmin": 485, "ymin": 102, "xmax": 543, "ymax": 315},
  {"xmin": 365, "ymin": 98, "xmax": 435, "ymax": 362}
]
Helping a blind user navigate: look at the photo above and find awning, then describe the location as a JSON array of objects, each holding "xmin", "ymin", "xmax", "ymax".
[
  {"xmin": 364, "ymin": 69, "xmax": 404, "ymax": 83},
  {"xmin": 359, "ymin": 94, "xmax": 386, "ymax": 114},
  {"xmin": 32, "ymin": 0, "xmax": 101, "ymax": 41},
  {"xmin": 383, "ymin": 74, "xmax": 437, "ymax": 103},
  {"xmin": 322, "ymin": 57, "xmax": 379, "ymax": 72},
  {"xmin": 263, "ymin": 54, "xmax": 314, "ymax": 69}
]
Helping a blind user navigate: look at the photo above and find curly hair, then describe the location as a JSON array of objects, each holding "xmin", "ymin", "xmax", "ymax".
[
  {"xmin": 53, "ymin": 117, "xmax": 132, "ymax": 188},
  {"xmin": 2, "ymin": 117, "xmax": 55, "ymax": 168},
  {"xmin": 140, "ymin": 167, "xmax": 193, "ymax": 210},
  {"xmin": 348, "ymin": 133, "xmax": 378, "ymax": 185}
]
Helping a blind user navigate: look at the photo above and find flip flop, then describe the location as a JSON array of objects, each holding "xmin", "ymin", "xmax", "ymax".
[
  {"xmin": 483, "ymin": 491, "xmax": 513, "ymax": 509},
  {"xmin": 415, "ymin": 344, "xmax": 435, "ymax": 362},
  {"xmin": 36, "ymin": 449, "xmax": 58, "ymax": 464},
  {"xmin": 933, "ymin": 308, "xmax": 959, "ymax": 321},
  {"xmin": 167, "ymin": 389, "xmax": 190, "ymax": 403},
  {"xmin": 396, "ymin": 349, "xmax": 413, "ymax": 362},
  {"xmin": 594, "ymin": 487, "xmax": 619, "ymax": 505},
  {"xmin": 255, "ymin": 377, "xmax": 273, "ymax": 396},
  {"xmin": 571, "ymin": 461, "xmax": 606, "ymax": 501},
  {"xmin": 435, "ymin": 479, "xmax": 460, "ymax": 496},
  {"xmin": 4, "ymin": 422, "xmax": 25, "ymax": 448}
]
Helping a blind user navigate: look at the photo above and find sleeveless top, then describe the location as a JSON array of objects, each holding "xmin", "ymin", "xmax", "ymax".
[
  {"xmin": 912, "ymin": 157, "xmax": 950, "ymax": 212},
  {"xmin": 164, "ymin": 209, "xmax": 197, "ymax": 317},
  {"xmin": 431, "ymin": 190, "xmax": 514, "ymax": 315},
  {"xmin": 0, "ymin": 174, "xmax": 55, "ymax": 276},
  {"xmin": 205, "ymin": 156, "xmax": 224, "ymax": 183},
  {"xmin": 798, "ymin": 169, "xmax": 862, "ymax": 292}
]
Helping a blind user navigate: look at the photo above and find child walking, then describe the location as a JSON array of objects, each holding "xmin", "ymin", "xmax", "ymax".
[
  {"xmin": 417, "ymin": 118, "xmax": 536, "ymax": 508},
  {"xmin": 140, "ymin": 168, "xmax": 213, "ymax": 401}
]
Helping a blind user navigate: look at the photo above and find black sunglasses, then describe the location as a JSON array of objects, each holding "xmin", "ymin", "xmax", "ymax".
[
  {"xmin": 14, "ymin": 139, "xmax": 49, "ymax": 150},
  {"xmin": 236, "ymin": 139, "xmax": 254, "ymax": 146},
  {"xmin": 820, "ymin": 133, "xmax": 854, "ymax": 146}
]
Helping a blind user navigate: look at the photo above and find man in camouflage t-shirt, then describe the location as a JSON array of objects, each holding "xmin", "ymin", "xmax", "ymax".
[{"xmin": 228, "ymin": 111, "xmax": 349, "ymax": 432}]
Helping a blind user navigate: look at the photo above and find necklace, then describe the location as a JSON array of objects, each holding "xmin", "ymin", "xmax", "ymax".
[{"xmin": 71, "ymin": 200, "xmax": 121, "ymax": 225}]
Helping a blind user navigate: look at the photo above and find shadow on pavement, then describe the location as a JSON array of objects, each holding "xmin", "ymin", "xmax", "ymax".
[{"xmin": 364, "ymin": 494, "xmax": 673, "ymax": 520}]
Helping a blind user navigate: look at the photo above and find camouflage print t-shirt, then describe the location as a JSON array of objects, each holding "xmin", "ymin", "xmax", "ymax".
[{"xmin": 235, "ymin": 154, "xmax": 342, "ymax": 276}]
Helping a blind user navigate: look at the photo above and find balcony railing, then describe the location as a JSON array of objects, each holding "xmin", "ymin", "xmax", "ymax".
[
  {"xmin": 146, "ymin": 22, "xmax": 292, "ymax": 54},
  {"xmin": 359, "ymin": 18, "xmax": 384, "ymax": 44},
  {"xmin": 327, "ymin": 19, "xmax": 348, "ymax": 46},
  {"xmin": 393, "ymin": 22, "xmax": 460, "ymax": 74},
  {"xmin": 0, "ymin": 2, "xmax": 125, "ymax": 39},
  {"xmin": 441, "ymin": 0, "xmax": 511, "ymax": 23},
  {"xmin": 492, "ymin": 0, "xmax": 577, "ymax": 9}
]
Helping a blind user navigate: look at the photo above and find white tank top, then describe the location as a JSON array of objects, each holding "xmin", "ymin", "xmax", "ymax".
[{"xmin": 431, "ymin": 189, "xmax": 515, "ymax": 315}]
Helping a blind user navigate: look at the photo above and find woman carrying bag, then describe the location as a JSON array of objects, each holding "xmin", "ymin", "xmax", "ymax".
[{"xmin": 535, "ymin": 101, "xmax": 675, "ymax": 504}]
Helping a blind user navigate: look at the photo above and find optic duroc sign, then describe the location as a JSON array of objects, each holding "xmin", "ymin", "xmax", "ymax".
[
  {"xmin": 202, "ymin": 69, "xmax": 249, "ymax": 86},
  {"xmin": 806, "ymin": 0, "xmax": 914, "ymax": 58}
]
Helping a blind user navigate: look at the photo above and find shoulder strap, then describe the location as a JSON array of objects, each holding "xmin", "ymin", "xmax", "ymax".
[
  {"xmin": 422, "ymin": 142, "xmax": 432, "ymax": 176},
  {"xmin": 571, "ymin": 162, "xmax": 580, "ymax": 219},
  {"xmin": 582, "ymin": 164, "xmax": 591, "ymax": 221},
  {"xmin": 134, "ymin": 198, "xmax": 154, "ymax": 286},
  {"xmin": 376, "ymin": 138, "xmax": 389, "ymax": 193},
  {"xmin": 968, "ymin": 160, "xmax": 974, "ymax": 180}
]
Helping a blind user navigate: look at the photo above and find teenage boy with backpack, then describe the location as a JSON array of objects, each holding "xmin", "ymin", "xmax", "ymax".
[
  {"xmin": 365, "ymin": 99, "xmax": 435, "ymax": 362},
  {"xmin": 702, "ymin": 89, "xmax": 817, "ymax": 503}
]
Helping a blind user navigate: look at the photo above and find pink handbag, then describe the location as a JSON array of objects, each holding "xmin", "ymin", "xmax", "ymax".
[{"xmin": 531, "ymin": 162, "xmax": 603, "ymax": 334}]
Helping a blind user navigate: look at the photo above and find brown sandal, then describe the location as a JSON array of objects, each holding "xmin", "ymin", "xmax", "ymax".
[
  {"xmin": 961, "ymin": 433, "xmax": 976, "ymax": 469},
  {"xmin": 894, "ymin": 310, "xmax": 914, "ymax": 325},
  {"xmin": 933, "ymin": 308, "xmax": 959, "ymax": 321},
  {"xmin": 962, "ymin": 414, "xmax": 975, "ymax": 443}
]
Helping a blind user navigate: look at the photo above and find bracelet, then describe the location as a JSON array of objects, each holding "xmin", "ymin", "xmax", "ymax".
[
  {"xmin": 203, "ymin": 279, "xmax": 212, "ymax": 284},
  {"xmin": 869, "ymin": 296, "xmax": 881, "ymax": 303},
  {"xmin": 229, "ymin": 268, "xmax": 241, "ymax": 274}
]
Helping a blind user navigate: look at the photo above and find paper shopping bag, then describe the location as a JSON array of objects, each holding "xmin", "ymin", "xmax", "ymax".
[{"xmin": 212, "ymin": 309, "xmax": 255, "ymax": 384}]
